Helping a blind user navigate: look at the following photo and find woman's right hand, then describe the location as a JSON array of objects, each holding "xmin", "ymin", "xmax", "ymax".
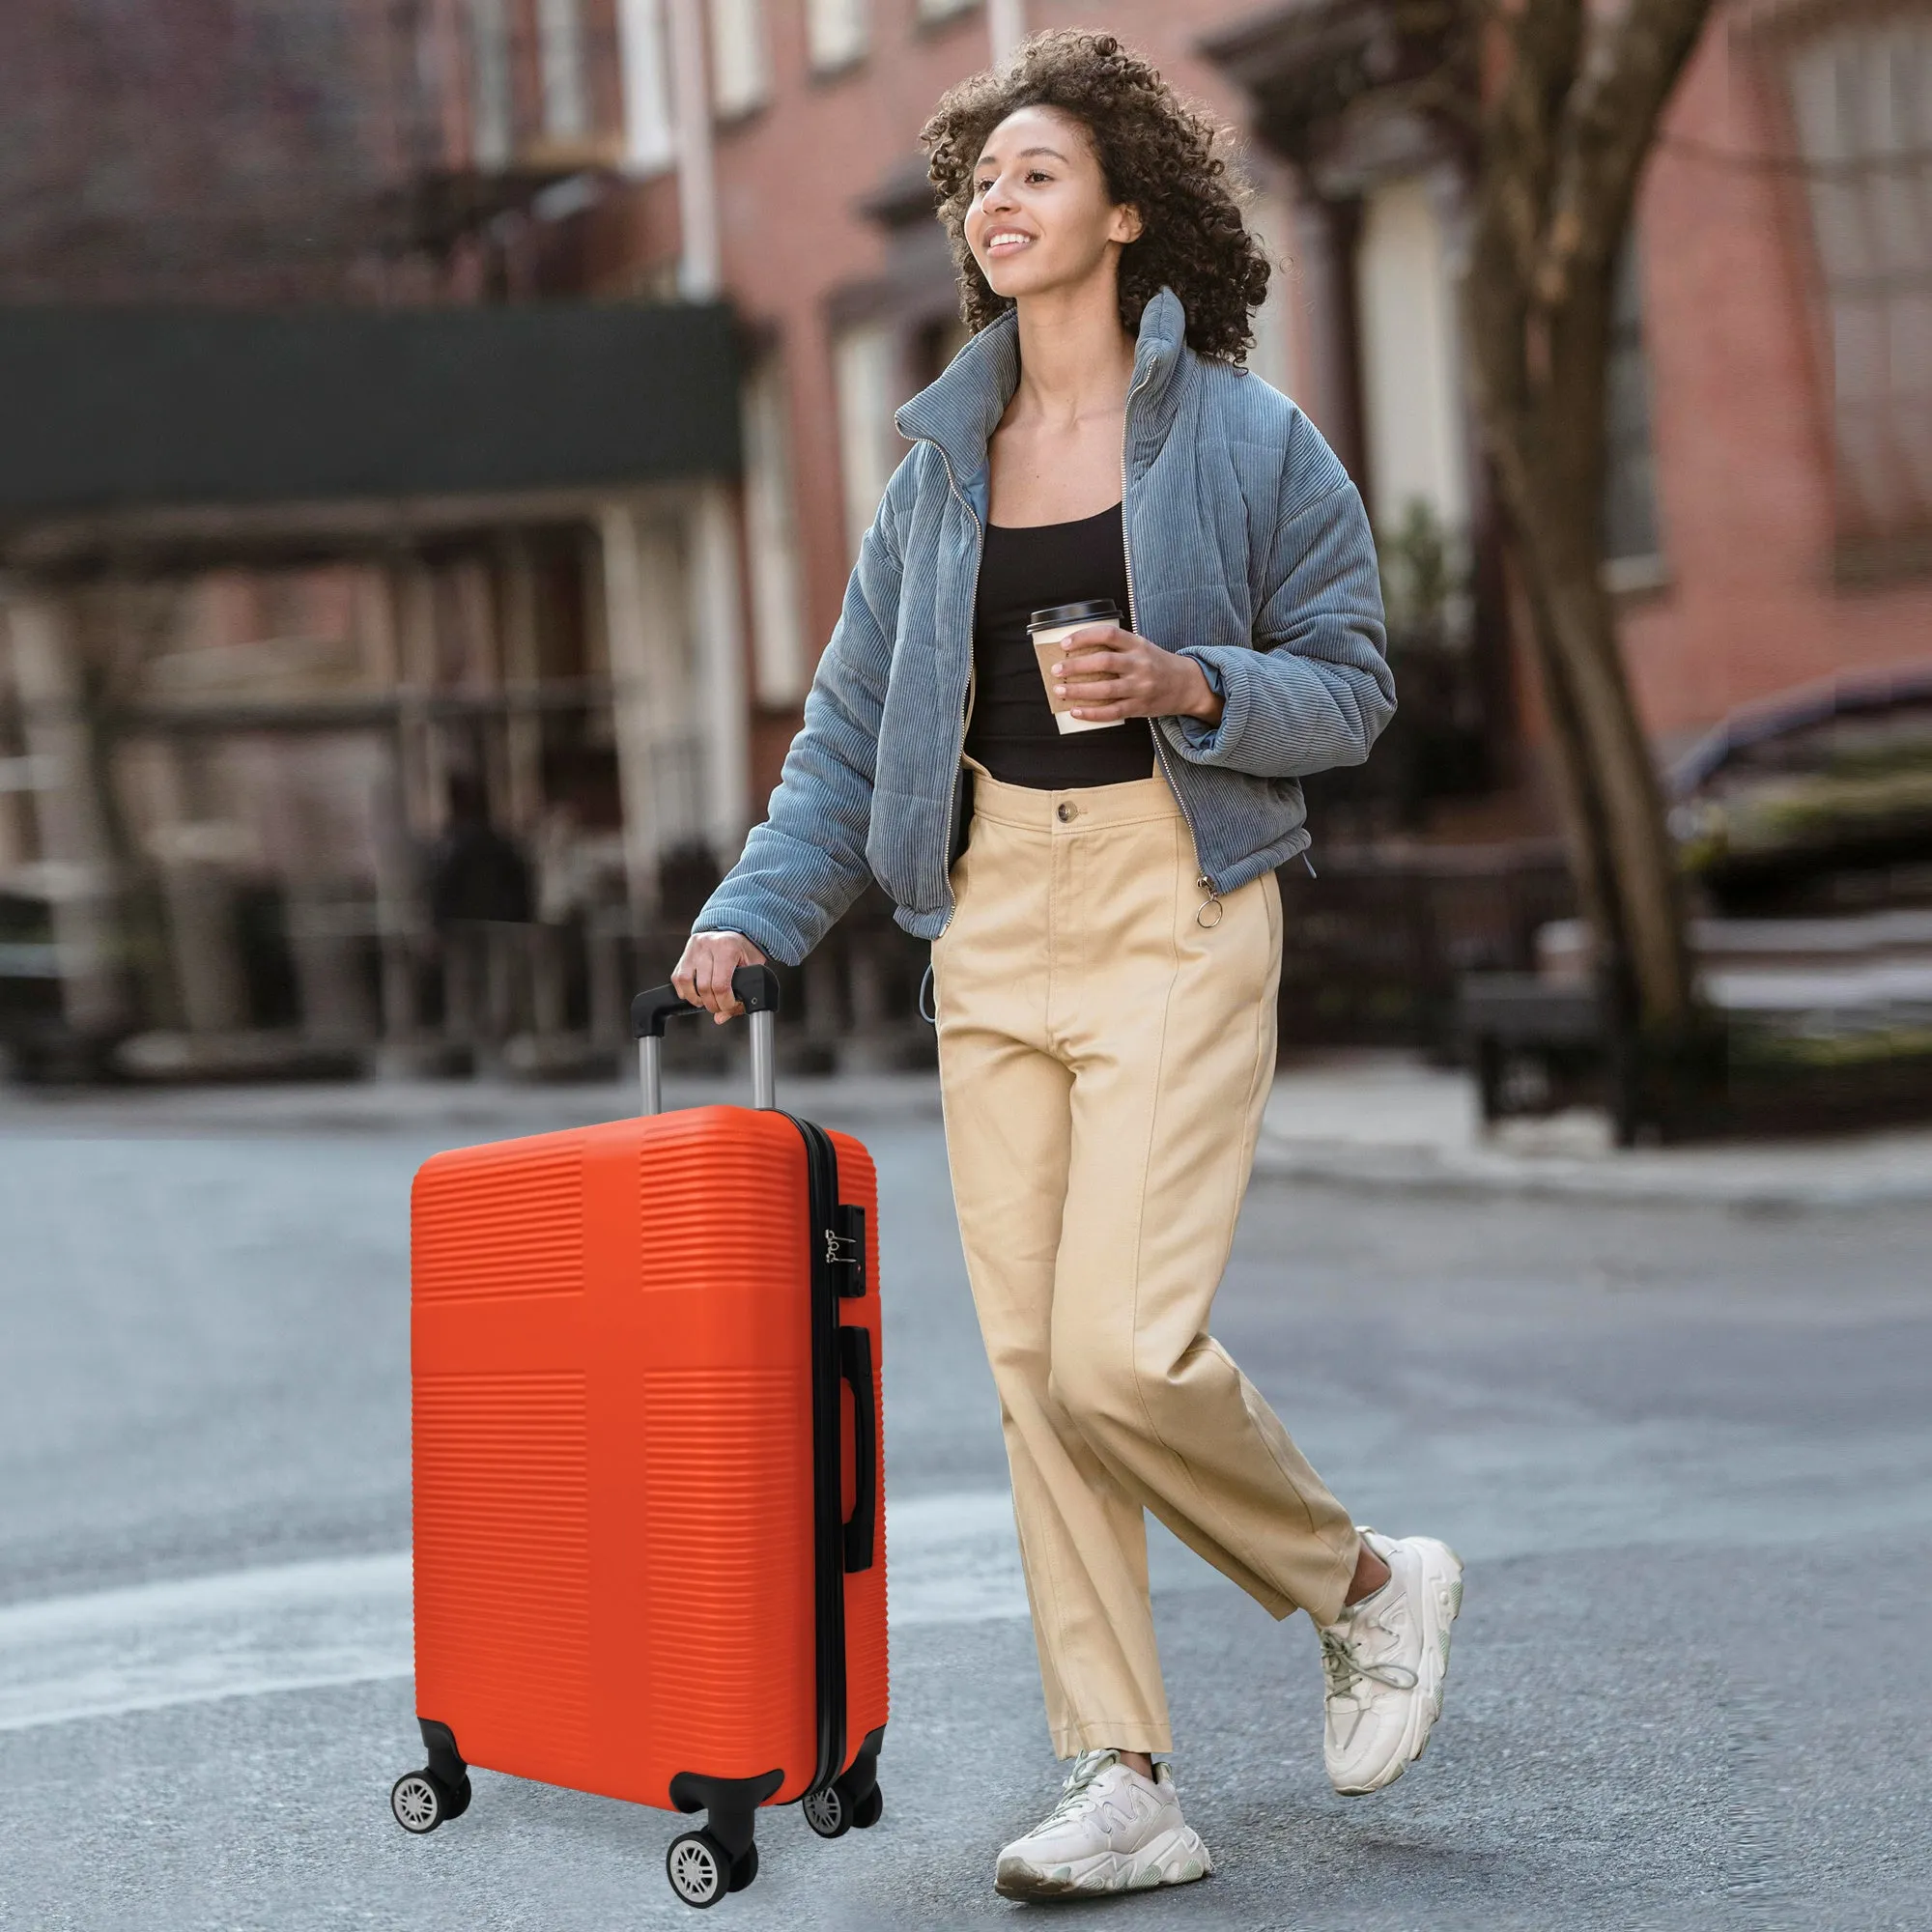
[{"xmin": 671, "ymin": 930, "xmax": 769, "ymax": 1023}]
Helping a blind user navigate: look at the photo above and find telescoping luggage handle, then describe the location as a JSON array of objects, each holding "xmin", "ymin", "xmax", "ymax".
[{"xmin": 631, "ymin": 965, "xmax": 781, "ymax": 1116}]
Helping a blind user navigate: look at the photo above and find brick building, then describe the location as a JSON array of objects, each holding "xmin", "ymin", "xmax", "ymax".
[
  {"xmin": 518, "ymin": 0, "xmax": 1929, "ymax": 824},
  {"xmin": 607, "ymin": 0, "xmax": 1322, "ymax": 799},
  {"xmin": 1609, "ymin": 8, "xmax": 1932, "ymax": 743},
  {"xmin": 1, "ymin": 0, "xmax": 1925, "ymax": 1069},
  {"xmin": 1203, "ymin": 0, "xmax": 1932, "ymax": 809},
  {"xmin": 0, "ymin": 2, "xmax": 745, "ymax": 1070}
]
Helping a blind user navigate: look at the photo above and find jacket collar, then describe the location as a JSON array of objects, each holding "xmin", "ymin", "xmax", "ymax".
[{"xmin": 894, "ymin": 285, "xmax": 1190, "ymax": 510}]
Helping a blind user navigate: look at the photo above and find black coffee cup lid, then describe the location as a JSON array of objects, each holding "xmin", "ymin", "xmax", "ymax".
[{"xmin": 1028, "ymin": 599, "xmax": 1120, "ymax": 629}]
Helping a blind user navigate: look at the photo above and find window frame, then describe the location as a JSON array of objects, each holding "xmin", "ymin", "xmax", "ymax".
[
  {"xmin": 805, "ymin": 0, "xmax": 869, "ymax": 77},
  {"xmin": 1603, "ymin": 231, "xmax": 1667, "ymax": 583},
  {"xmin": 708, "ymin": 0, "xmax": 771, "ymax": 123},
  {"xmin": 912, "ymin": 0, "xmax": 980, "ymax": 31},
  {"xmin": 1760, "ymin": 5, "xmax": 1932, "ymax": 581}
]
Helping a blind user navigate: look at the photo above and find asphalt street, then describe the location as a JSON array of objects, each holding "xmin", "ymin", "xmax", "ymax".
[{"xmin": 1, "ymin": 1082, "xmax": 1927, "ymax": 1930}]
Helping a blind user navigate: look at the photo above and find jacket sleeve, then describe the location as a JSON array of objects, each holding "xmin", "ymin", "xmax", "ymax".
[
  {"xmin": 690, "ymin": 457, "xmax": 912, "ymax": 965},
  {"xmin": 1156, "ymin": 420, "xmax": 1395, "ymax": 781}
]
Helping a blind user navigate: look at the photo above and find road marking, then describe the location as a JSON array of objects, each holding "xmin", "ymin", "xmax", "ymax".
[
  {"xmin": 0, "ymin": 1552, "xmax": 414, "ymax": 1734},
  {"xmin": 0, "ymin": 1490, "xmax": 1027, "ymax": 1734}
]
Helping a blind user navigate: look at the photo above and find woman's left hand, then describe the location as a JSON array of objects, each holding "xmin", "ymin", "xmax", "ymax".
[{"xmin": 1051, "ymin": 624, "xmax": 1224, "ymax": 726}]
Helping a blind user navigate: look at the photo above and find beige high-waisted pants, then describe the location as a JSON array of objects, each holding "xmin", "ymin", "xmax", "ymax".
[{"xmin": 931, "ymin": 768, "xmax": 1360, "ymax": 1758}]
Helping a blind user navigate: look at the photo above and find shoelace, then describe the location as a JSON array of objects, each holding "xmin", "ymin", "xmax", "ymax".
[
  {"xmin": 1320, "ymin": 1626, "xmax": 1419, "ymax": 1700},
  {"xmin": 1037, "ymin": 1749, "xmax": 1125, "ymax": 1829}
]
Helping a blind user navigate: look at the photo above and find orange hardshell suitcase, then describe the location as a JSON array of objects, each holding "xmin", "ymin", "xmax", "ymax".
[{"xmin": 390, "ymin": 968, "xmax": 888, "ymax": 1907}]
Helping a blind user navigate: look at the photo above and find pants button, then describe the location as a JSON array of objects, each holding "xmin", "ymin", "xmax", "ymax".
[{"xmin": 1056, "ymin": 801, "xmax": 1077, "ymax": 823}]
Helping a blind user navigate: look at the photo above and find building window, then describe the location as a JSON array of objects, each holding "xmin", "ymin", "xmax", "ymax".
[
  {"xmin": 468, "ymin": 0, "xmax": 514, "ymax": 171},
  {"xmin": 1353, "ymin": 174, "xmax": 1469, "ymax": 541},
  {"xmin": 915, "ymin": 0, "xmax": 978, "ymax": 23},
  {"xmin": 616, "ymin": 0, "xmax": 674, "ymax": 174},
  {"xmin": 1604, "ymin": 235, "xmax": 1663, "ymax": 576},
  {"xmin": 709, "ymin": 0, "xmax": 769, "ymax": 119},
  {"xmin": 1786, "ymin": 15, "xmax": 1932, "ymax": 571},
  {"xmin": 834, "ymin": 322, "xmax": 903, "ymax": 562},
  {"xmin": 537, "ymin": 0, "xmax": 590, "ymax": 142},
  {"xmin": 743, "ymin": 355, "xmax": 810, "ymax": 705},
  {"xmin": 807, "ymin": 0, "xmax": 867, "ymax": 72}
]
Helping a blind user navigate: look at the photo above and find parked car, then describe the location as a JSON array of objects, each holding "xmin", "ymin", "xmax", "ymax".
[{"xmin": 1462, "ymin": 666, "xmax": 1932, "ymax": 1140}]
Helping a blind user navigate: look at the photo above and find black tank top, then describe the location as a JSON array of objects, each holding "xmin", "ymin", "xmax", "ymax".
[{"xmin": 964, "ymin": 503, "xmax": 1156, "ymax": 789}]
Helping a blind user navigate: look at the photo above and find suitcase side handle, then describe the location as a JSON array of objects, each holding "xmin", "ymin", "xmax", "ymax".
[
  {"xmin": 631, "ymin": 966, "xmax": 781, "ymax": 1114},
  {"xmin": 838, "ymin": 1324, "xmax": 878, "ymax": 1574}
]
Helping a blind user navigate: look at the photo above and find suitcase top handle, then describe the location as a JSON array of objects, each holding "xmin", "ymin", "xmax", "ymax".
[
  {"xmin": 631, "ymin": 965, "xmax": 781, "ymax": 1114},
  {"xmin": 631, "ymin": 966, "xmax": 779, "ymax": 1037}
]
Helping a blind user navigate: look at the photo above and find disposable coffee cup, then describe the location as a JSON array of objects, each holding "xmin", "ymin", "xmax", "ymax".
[{"xmin": 1029, "ymin": 599, "xmax": 1122, "ymax": 735}]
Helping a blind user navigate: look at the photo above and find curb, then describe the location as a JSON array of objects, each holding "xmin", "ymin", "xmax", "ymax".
[
  {"xmin": 0, "ymin": 1074, "xmax": 947, "ymax": 1141},
  {"xmin": 1251, "ymin": 1131, "xmax": 1932, "ymax": 1211},
  {"xmin": 9, "ymin": 1075, "xmax": 1926, "ymax": 1213}
]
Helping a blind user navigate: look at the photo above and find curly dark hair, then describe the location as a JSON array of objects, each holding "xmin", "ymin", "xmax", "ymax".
[{"xmin": 920, "ymin": 30, "xmax": 1271, "ymax": 364}]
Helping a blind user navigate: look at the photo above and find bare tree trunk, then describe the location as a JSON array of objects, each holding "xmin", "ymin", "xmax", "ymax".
[
  {"xmin": 1461, "ymin": 0, "xmax": 1715, "ymax": 1049},
  {"xmin": 1470, "ymin": 258, "xmax": 1693, "ymax": 1027}
]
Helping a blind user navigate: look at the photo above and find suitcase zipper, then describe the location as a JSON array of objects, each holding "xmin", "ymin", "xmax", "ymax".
[{"xmin": 785, "ymin": 1114, "xmax": 851, "ymax": 1798}]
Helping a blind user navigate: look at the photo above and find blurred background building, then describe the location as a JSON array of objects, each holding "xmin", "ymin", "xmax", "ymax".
[{"xmin": 0, "ymin": 0, "xmax": 1925, "ymax": 1091}]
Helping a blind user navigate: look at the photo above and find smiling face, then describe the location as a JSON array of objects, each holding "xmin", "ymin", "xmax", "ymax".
[{"xmin": 962, "ymin": 105, "xmax": 1142, "ymax": 305}]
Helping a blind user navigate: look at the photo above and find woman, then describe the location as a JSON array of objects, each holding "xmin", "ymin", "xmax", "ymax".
[{"xmin": 674, "ymin": 30, "xmax": 1462, "ymax": 1902}]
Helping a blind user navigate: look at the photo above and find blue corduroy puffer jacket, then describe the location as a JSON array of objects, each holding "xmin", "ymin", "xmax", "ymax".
[{"xmin": 694, "ymin": 286, "xmax": 1395, "ymax": 964}]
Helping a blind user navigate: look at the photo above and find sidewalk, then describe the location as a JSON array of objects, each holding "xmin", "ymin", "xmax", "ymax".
[
  {"xmin": 1257, "ymin": 1051, "xmax": 1932, "ymax": 1210},
  {"xmin": 0, "ymin": 1065, "xmax": 943, "ymax": 1141},
  {"xmin": 6, "ymin": 1052, "xmax": 1928, "ymax": 1210}
]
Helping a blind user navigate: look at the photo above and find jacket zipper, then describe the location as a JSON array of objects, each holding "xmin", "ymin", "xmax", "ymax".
[
  {"xmin": 1120, "ymin": 365, "xmax": 1218, "ymax": 899},
  {"xmin": 931, "ymin": 440, "xmax": 982, "ymax": 919}
]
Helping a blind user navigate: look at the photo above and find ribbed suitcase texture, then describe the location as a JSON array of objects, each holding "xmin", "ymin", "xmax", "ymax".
[{"xmin": 407, "ymin": 1103, "xmax": 887, "ymax": 1833}]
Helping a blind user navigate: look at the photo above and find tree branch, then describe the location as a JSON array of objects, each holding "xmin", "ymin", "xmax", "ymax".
[
  {"xmin": 1459, "ymin": 0, "xmax": 1716, "ymax": 1043},
  {"xmin": 1476, "ymin": 0, "xmax": 1588, "ymax": 294},
  {"xmin": 1536, "ymin": 0, "xmax": 1716, "ymax": 307}
]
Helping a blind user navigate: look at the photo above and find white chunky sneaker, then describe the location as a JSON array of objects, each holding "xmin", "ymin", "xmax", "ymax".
[
  {"xmin": 994, "ymin": 1750, "xmax": 1213, "ymax": 1901},
  {"xmin": 1320, "ymin": 1527, "xmax": 1463, "ymax": 1796}
]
